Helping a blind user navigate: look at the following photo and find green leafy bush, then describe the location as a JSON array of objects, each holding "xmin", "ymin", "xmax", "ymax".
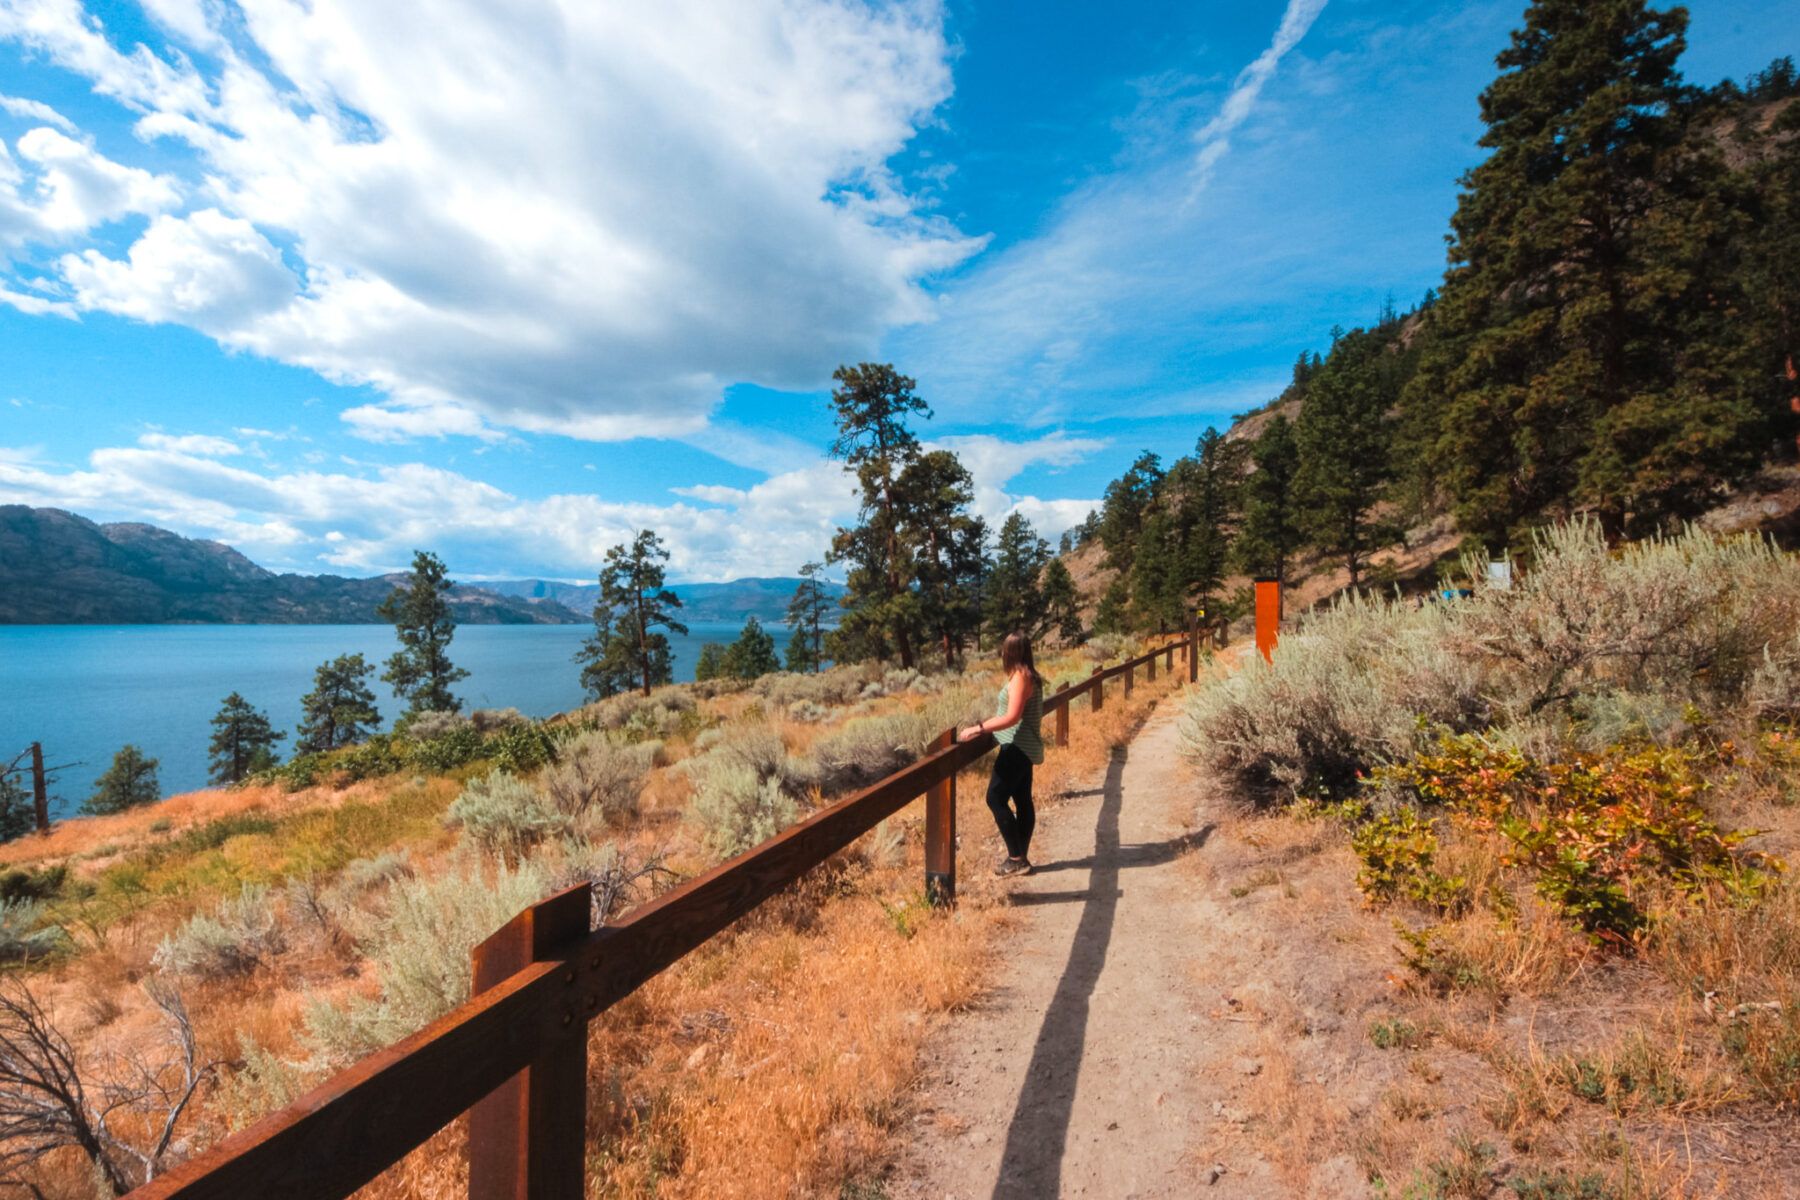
[{"xmin": 1350, "ymin": 810, "xmax": 1469, "ymax": 914}]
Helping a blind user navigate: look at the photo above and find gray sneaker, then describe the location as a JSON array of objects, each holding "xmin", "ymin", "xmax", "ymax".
[{"xmin": 994, "ymin": 856, "xmax": 1033, "ymax": 878}]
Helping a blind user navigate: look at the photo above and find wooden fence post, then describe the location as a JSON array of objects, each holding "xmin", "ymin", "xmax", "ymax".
[
  {"xmin": 1164, "ymin": 644, "xmax": 1174, "ymax": 674},
  {"xmin": 1054, "ymin": 682, "xmax": 1070, "ymax": 748},
  {"xmin": 1146, "ymin": 650, "xmax": 1156, "ymax": 682},
  {"xmin": 924, "ymin": 729, "xmax": 956, "ymax": 906},
  {"xmin": 468, "ymin": 885, "xmax": 593, "ymax": 1200},
  {"xmin": 1189, "ymin": 628, "xmax": 1200, "ymax": 683},
  {"xmin": 1091, "ymin": 667, "xmax": 1104, "ymax": 713},
  {"xmin": 1122, "ymin": 661, "xmax": 1133, "ymax": 698},
  {"xmin": 28, "ymin": 743, "xmax": 49, "ymax": 835}
]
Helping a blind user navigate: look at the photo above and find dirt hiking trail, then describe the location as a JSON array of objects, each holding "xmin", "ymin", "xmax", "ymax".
[{"xmin": 899, "ymin": 705, "xmax": 1399, "ymax": 1200}]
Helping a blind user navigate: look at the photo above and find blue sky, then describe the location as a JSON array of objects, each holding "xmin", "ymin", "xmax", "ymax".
[{"xmin": 0, "ymin": 0, "xmax": 1791, "ymax": 583}]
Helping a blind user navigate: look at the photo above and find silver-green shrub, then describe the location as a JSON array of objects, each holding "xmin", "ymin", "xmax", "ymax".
[
  {"xmin": 469, "ymin": 707, "xmax": 525, "ymax": 732},
  {"xmin": 812, "ymin": 710, "xmax": 935, "ymax": 795},
  {"xmin": 539, "ymin": 731, "xmax": 656, "ymax": 828},
  {"xmin": 404, "ymin": 710, "xmax": 467, "ymax": 741},
  {"xmin": 154, "ymin": 883, "xmax": 287, "ymax": 977},
  {"xmin": 0, "ymin": 898, "xmax": 65, "ymax": 962},
  {"xmin": 302, "ymin": 855, "xmax": 554, "ymax": 1063},
  {"xmin": 445, "ymin": 770, "xmax": 570, "ymax": 857},
  {"xmin": 690, "ymin": 764, "xmax": 800, "ymax": 858},
  {"xmin": 1179, "ymin": 522, "xmax": 1800, "ymax": 804}
]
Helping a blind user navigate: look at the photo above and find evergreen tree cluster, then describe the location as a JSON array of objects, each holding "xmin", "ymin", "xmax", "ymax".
[{"xmin": 1077, "ymin": 11, "xmax": 1800, "ymax": 631}]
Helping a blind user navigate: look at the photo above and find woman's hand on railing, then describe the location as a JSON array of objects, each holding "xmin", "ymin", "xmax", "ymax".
[{"xmin": 957, "ymin": 725, "xmax": 984, "ymax": 743}]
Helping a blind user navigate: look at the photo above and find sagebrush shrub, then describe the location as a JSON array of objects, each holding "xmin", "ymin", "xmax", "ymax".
[
  {"xmin": 446, "ymin": 770, "xmax": 569, "ymax": 856},
  {"xmin": 811, "ymin": 711, "xmax": 935, "ymax": 796},
  {"xmin": 470, "ymin": 707, "xmax": 525, "ymax": 732},
  {"xmin": 405, "ymin": 710, "xmax": 467, "ymax": 741},
  {"xmin": 0, "ymin": 898, "xmax": 64, "ymax": 962},
  {"xmin": 302, "ymin": 856, "xmax": 555, "ymax": 1063},
  {"xmin": 154, "ymin": 883, "xmax": 286, "ymax": 977},
  {"xmin": 539, "ymin": 731, "xmax": 655, "ymax": 827},
  {"xmin": 691, "ymin": 764, "xmax": 800, "ymax": 858},
  {"xmin": 1179, "ymin": 592, "xmax": 1483, "ymax": 802}
]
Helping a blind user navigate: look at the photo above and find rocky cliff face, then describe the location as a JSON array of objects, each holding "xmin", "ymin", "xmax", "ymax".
[{"xmin": 0, "ymin": 507, "xmax": 585, "ymax": 625}]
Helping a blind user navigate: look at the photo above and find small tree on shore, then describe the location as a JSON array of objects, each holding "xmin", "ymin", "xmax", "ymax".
[
  {"xmin": 785, "ymin": 562, "xmax": 831, "ymax": 673},
  {"xmin": 0, "ymin": 770, "xmax": 33, "ymax": 843},
  {"xmin": 295, "ymin": 654, "xmax": 382, "ymax": 754},
  {"xmin": 207, "ymin": 694, "xmax": 284, "ymax": 785},
  {"xmin": 83, "ymin": 746, "xmax": 159, "ymax": 816},
  {"xmin": 722, "ymin": 617, "xmax": 780, "ymax": 681},
  {"xmin": 577, "ymin": 530, "xmax": 688, "ymax": 699},
  {"xmin": 378, "ymin": 550, "xmax": 469, "ymax": 717},
  {"xmin": 693, "ymin": 643, "xmax": 728, "ymax": 683}
]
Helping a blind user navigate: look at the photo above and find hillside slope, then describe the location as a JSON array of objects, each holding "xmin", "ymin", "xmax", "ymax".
[{"xmin": 0, "ymin": 507, "xmax": 585, "ymax": 625}]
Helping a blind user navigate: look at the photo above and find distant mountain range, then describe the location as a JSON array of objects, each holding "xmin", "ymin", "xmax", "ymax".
[
  {"xmin": 0, "ymin": 507, "xmax": 583, "ymax": 625},
  {"xmin": 480, "ymin": 576, "xmax": 845, "ymax": 625},
  {"xmin": 0, "ymin": 507, "xmax": 844, "ymax": 627}
]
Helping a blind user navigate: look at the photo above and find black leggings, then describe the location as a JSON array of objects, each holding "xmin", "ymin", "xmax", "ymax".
[{"xmin": 985, "ymin": 744, "xmax": 1036, "ymax": 859}]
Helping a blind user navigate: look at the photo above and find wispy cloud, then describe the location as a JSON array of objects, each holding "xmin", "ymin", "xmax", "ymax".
[{"xmin": 889, "ymin": 0, "xmax": 1333, "ymax": 426}]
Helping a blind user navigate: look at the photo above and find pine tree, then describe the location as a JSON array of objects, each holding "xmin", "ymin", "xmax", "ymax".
[
  {"xmin": 1296, "ymin": 329, "xmax": 1399, "ymax": 586},
  {"xmin": 722, "ymin": 617, "xmax": 781, "ymax": 681},
  {"xmin": 1097, "ymin": 452, "xmax": 1163, "ymax": 574},
  {"xmin": 785, "ymin": 563, "xmax": 831, "ymax": 673},
  {"xmin": 1173, "ymin": 429, "xmax": 1241, "ymax": 619},
  {"xmin": 207, "ymin": 693, "xmax": 284, "ymax": 784},
  {"xmin": 83, "ymin": 745, "xmax": 159, "ymax": 816},
  {"xmin": 1094, "ymin": 575, "xmax": 1131, "ymax": 635},
  {"xmin": 1404, "ymin": 0, "xmax": 1764, "ymax": 542},
  {"xmin": 295, "ymin": 654, "xmax": 382, "ymax": 753},
  {"xmin": 377, "ymin": 550, "xmax": 469, "ymax": 717},
  {"xmin": 694, "ymin": 643, "xmax": 729, "ymax": 682},
  {"xmin": 984, "ymin": 513, "xmax": 1050, "ymax": 642},
  {"xmin": 900, "ymin": 449, "xmax": 983, "ymax": 665},
  {"xmin": 577, "ymin": 530, "xmax": 688, "ymax": 699},
  {"xmin": 1235, "ymin": 413, "xmax": 1303, "ymax": 589},
  {"xmin": 1039, "ymin": 559, "xmax": 1083, "ymax": 644},
  {"xmin": 1128, "ymin": 511, "xmax": 1184, "ymax": 632},
  {"xmin": 0, "ymin": 769, "xmax": 34, "ymax": 843},
  {"xmin": 826, "ymin": 363, "xmax": 929, "ymax": 669}
]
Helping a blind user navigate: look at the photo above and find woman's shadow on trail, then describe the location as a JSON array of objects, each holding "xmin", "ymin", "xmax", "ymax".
[{"xmin": 988, "ymin": 747, "xmax": 1213, "ymax": 1199}]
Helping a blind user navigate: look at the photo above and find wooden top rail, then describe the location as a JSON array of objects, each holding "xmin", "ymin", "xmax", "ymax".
[{"xmin": 131, "ymin": 633, "xmax": 1196, "ymax": 1200}]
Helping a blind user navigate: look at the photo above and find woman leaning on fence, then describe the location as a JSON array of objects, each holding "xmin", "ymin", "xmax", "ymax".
[{"xmin": 958, "ymin": 630, "xmax": 1045, "ymax": 877}]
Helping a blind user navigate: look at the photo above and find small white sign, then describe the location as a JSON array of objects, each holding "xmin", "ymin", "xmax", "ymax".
[{"xmin": 1487, "ymin": 559, "xmax": 1513, "ymax": 589}]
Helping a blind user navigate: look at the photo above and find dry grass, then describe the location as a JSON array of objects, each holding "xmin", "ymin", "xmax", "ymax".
[{"xmin": 0, "ymin": 645, "xmax": 1185, "ymax": 1199}]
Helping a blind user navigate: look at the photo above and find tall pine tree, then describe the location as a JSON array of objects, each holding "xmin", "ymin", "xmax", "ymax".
[
  {"xmin": 208, "ymin": 693, "xmax": 284, "ymax": 784},
  {"xmin": 984, "ymin": 513, "xmax": 1050, "ymax": 640},
  {"xmin": 296, "ymin": 654, "xmax": 382, "ymax": 753},
  {"xmin": 826, "ymin": 364, "xmax": 928, "ymax": 669},
  {"xmin": 577, "ymin": 530, "xmax": 688, "ymax": 699},
  {"xmin": 378, "ymin": 549, "xmax": 469, "ymax": 717},
  {"xmin": 785, "ymin": 563, "xmax": 831, "ymax": 673},
  {"xmin": 1404, "ymin": 0, "xmax": 1765, "ymax": 543},
  {"xmin": 1235, "ymin": 413, "xmax": 1303, "ymax": 591},
  {"xmin": 1296, "ymin": 329, "xmax": 1399, "ymax": 586}
]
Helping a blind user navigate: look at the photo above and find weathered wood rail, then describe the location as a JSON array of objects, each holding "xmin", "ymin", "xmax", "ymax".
[{"xmin": 132, "ymin": 634, "xmax": 1198, "ymax": 1200}]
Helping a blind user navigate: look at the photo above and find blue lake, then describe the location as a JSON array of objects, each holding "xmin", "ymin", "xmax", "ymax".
[{"xmin": 0, "ymin": 622, "xmax": 793, "ymax": 813}]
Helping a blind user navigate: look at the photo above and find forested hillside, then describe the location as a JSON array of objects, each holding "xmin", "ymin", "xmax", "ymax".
[{"xmin": 1064, "ymin": 34, "xmax": 1800, "ymax": 632}]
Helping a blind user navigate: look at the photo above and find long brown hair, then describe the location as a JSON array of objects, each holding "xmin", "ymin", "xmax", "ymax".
[{"xmin": 1000, "ymin": 630, "xmax": 1041, "ymax": 690}]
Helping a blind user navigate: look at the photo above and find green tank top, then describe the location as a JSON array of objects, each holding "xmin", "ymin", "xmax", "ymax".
[{"xmin": 993, "ymin": 673, "xmax": 1045, "ymax": 764}]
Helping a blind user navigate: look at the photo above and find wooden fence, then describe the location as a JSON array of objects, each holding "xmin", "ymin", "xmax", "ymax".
[{"xmin": 131, "ymin": 634, "xmax": 1199, "ymax": 1200}]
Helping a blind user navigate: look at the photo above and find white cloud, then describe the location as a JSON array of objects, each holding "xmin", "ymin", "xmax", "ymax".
[
  {"xmin": 58, "ymin": 208, "xmax": 296, "ymax": 335},
  {"xmin": 0, "ymin": 93, "xmax": 74, "ymax": 131},
  {"xmin": 137, "ymin": 431, "xmax": 240, "ymax": 456},
  {"xmin": 0, "ymin": 0, "xmax": 980, "ymax": 440},
  {"xmin": 0, "ymin": 430, "xmax": 1099, "ymax": 581},
  {"xmin": 0, "ymin": 124, "xmax": 180, "ymax": 269}
]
